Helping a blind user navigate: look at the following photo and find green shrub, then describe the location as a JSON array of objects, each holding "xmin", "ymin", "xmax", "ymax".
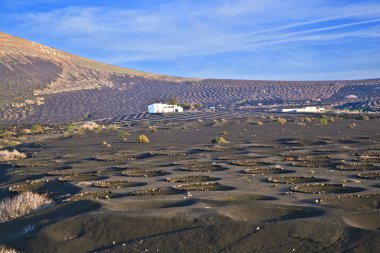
[
  {"xmin": 119, "ymin": 131, "xmax": 130, "ymax": 141},
  {"xmin": 95, "ymin": 125, "xmax": 102, "ymax": 133},
  {"xmin": 320, "ymin": 116, "xmax": 328, "ymax": 125},
  {"xmin": 221, "ymin": 130, "xmax": 228, "ymax": 136},
  {"xmin": 168, "ymin": 97, "xmax": 178, "ymax": 105},
  {"xmin": 193, "ymin": 103, "xmax": 201, "ymax": 109},
  {"xmin": 358, "ymin": 115, "xmax": 369, "ymax": 120},
  {"xmin": 302, "ymin": 117, "xmax": 312, "ymax": 123},
  {"xmin": 0, "ymin": 130, "xmax": 13, "ymax": 139},
  {"xmin": 137, "ymin": 135, "xmax": 150, "ymax": 143},
  {"xmin": 212, "ymin": 136, "xmax": 227, "ymax": 144},
  {"xmin": 65, "ymin": 123, "xmax": 76, "ymax": 134},
  {"xmin": 31, "ymin": 124, "xmax": 43, "ymax": 133},
  {"xmin": 180, "ymin": 103, "xmax": 191, "ymax": 110}
]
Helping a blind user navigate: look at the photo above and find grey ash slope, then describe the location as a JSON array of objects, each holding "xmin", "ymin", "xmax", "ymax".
[{"xmin": 0, "ymin": 31, "xmax": 379, "ymax": 124}]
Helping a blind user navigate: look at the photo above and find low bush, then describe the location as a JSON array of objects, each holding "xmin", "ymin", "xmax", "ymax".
[
  {"xmin": 119, "ymin": 131, "xmax": 130, "ymax": 141},
  {"xmin": 358, "ymin": 115, "xmax": 369, "ymax": 120},
  {"xmin": 168, "ymin": 97, "xmax": 178, "ymax": 105},
  {"xmin": 320, "ymin": 115, "xmax": 328, "ymax": 125},
  {"xmin": 101, "ymin": 141, "xmax": 112, "ymax": 148},
  {"xmin": 0, "ymin": 150, "xmax": 26, "ymax": 161},
  {"xmin": 137, "ymin": 135, "xmax": 150, "ymax": 143},
  {"xmin": 212, "ymin": 136, "xmax": 227, "ymax": 144},
  {"xmin": 149, "ymin": 126, "xmax": 158, "ymax": 133},
  {"xmin": 277, "ymin": 117, "xmax": 287, "ymax": 125},
  {"xmin": 349, "ymin": 123, "xmax": 357, "ymax": 128},
  {"xmin": 0, "ymin": 192, "xmax": 52, "ymax": 223},
  {"xmin": 77, "ymin": 126, "xmax": 84, "ymax": 134},
  {"xmin": 64, "ymin": 123, "xmax": 76, "ymax": 136},
  {"xmin": 302, "ymin": 117, "xmax": 312, "ymax": 123},
  {"xmin": 108, "ymin": 124, "xmax": 121, "ymax": 130},
  {"xmin": 0, "ymin": 130, "xmax": 13, "ymax": 139},
  {"xmin": 31, "ymin": 124, "xmax": 43, "ymax": 133}
]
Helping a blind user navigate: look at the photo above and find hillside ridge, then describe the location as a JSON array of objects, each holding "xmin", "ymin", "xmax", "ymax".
[{"xmin": 0, "ymin": 32, "xmax": 379, "ymax": 124}]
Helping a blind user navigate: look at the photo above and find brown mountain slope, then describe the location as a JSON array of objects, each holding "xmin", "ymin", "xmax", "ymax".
[
  {"xmin": 0, "ymin": 32, "xmax": 379, "ymax": 124},
  {"xmin": 0, "ymin": 32, "xmax": 197, "ymax": 123},
  {"xmin": 0, "ymin": 32, "xmax": 190, "ymax": 98}
]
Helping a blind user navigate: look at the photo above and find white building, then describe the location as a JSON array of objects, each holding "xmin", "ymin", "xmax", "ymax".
[
  {"xmin": 281, "ymin": 106, "xmax": 325, "ymax": 113},
  {"xmin": 148, "ymin": 103, "xmax": 184, "ymax": 113},
  {"xmin": 345, "ymin": 94, "xmax": 358, "ymax": 100}
]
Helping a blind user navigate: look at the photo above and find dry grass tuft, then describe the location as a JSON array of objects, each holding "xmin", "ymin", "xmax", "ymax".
[
  {"xmin": 0, "ymin": 245, "xmax": 19, "ymax": 253},
  {"xmin": 0, "ymin": 150, "xmax": 27, "ymax": 161},
  {"xmin": 0, "ymin": 192, "xmax": 53, "ymax": 223}
]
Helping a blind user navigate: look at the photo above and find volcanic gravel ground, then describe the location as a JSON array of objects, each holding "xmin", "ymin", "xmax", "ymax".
[{"xmin": 0, "ymin": 114, "xmax": 380, "ymax": 252}]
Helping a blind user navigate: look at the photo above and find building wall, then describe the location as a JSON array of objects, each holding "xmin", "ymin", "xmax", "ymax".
[
  {"xmin": 281, "ymin": 107, "xmax": 325, "ymax": 113},
  {"xmin": 148, "ymin": 103, "xmax": 183, "ymax": 113}
]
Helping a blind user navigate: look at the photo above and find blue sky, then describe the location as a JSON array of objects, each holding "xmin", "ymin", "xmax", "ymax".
[{"xmin": 1, "ymin": 0, "xmax": 380, "ymax": 80}]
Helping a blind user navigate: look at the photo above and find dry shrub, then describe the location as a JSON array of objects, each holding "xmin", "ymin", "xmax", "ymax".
[
  {"xmin": 0, "ymin": 150, "xmax": 27, "ymax": 161},
  {"xmin": 108, "ymin": 124, "xmax": 121, "ymax": 130},
  {"xmin": 20, "ymin": 128, "xmax": 32, "ymax": 135},
  {"xmin": 81, "ymin": 121, "xmax": 100, "ymax": 131},
  {"xmin": 0, "ymin": 245, "xmax": 19, "ymax": 253},
  {"xmin": 0, "ymin": 192, "xmax": 53, "ymax": 223},
  {"xmin": 149, "ymin": 126, "xmax": 158, "ymax": 133},
  {"xmin": 277, "ymin": 117, "xmax": 287, "ymax": 125}
]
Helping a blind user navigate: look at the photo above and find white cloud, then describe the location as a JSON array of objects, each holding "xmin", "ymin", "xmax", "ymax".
[
  {"xmin": 15, "ymin": 1, "xmax": 380, "ymax": 51},
  {"xmin": 6, "ymin": 0, "xmax": 380, "ymax": 79}
]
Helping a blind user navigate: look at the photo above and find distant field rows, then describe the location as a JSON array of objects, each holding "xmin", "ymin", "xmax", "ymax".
[
  {"xmin": 97, "ymin": 111, "xmax": 236, "ymax": 124},
  {"xmin": 0, "ymin": 77, "xmax": 379, "ymax": 124}
]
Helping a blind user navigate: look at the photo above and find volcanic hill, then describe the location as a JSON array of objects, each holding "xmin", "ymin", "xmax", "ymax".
[{"xmin": 0, "ymin": 32, "xmax": 379, "ymax": 124}]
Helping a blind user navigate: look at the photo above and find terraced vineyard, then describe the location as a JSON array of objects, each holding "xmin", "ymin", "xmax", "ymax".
[
  {"xmin": 97, "ymin": 111, "xmax": 234, "ymax": 124},
  {"xmin": 1, "ymin": 77, "xmax": 377, "ymax": 124}
]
